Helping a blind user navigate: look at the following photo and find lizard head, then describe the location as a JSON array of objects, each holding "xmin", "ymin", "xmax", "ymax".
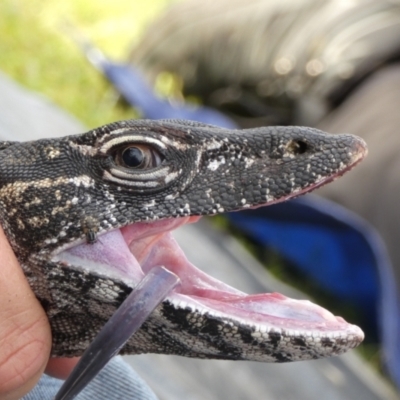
[{"xmin": 0, "ymin": 119, "xmax": 366, "ymax": 360}]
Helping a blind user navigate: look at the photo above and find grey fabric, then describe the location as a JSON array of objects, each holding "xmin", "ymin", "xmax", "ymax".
[
  {"xmin": 130, "ymin": 0, "xmax": 400, "ymax": 127},
  {"xmin": 22, "ymin": 356, "xmax": 158, "ymax": 400},
  {"xmin": 0, "ymin": 71, "xmax": 82, "ymax": 141}
]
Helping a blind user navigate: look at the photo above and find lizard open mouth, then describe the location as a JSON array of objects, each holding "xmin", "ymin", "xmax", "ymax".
[
  {"xmin": 55, "ymin": 215, "xmax": 364, "ymax": 352},
  {"xmin": 1, "ymin": 121, "xmax": 367, "ymax": 359}
]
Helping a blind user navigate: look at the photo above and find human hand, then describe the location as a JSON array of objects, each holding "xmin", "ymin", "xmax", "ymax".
[{"xmin": 0, "ymin": 226, "xmax": 78, "ymax": 399}]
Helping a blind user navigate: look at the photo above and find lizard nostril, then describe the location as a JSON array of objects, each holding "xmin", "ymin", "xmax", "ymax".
[{"xmin": 286, "ymin": 140, "xmax": 308, "ymax": 155}]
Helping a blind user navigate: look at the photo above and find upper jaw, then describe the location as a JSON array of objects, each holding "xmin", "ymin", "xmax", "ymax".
[{"xmin": 53, "ymin": 216, "xmax": 364, "ymax": 360}]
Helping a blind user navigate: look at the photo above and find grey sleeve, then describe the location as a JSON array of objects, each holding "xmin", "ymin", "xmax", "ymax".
[{"xmin": 22, "ymin": 356, "xmax": 159, "ymax": 400}]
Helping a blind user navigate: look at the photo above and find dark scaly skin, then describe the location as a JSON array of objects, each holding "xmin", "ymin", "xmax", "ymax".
[{"xmin": 0, "ymin": 119, "xmax": 366, "ymax": 359}]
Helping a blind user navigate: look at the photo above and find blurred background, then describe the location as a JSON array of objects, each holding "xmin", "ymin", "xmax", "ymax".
[
  {"xmin": 0, "ymin": 0, "xmax": 170, "ymax": 127},
  {"xmin": 2, "ymin": 0, "xmax": 400, "ymax": 398}
]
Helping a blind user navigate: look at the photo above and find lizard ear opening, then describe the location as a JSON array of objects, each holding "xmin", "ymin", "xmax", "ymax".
[{"xmin": 285, "ymin": 139, "xmax": 308, "ymax": 155}]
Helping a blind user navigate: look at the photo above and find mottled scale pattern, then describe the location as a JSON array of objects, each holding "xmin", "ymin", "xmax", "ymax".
[{"xmin": 0, "ymin": 119, "xmax": 365, "ymax": 360}]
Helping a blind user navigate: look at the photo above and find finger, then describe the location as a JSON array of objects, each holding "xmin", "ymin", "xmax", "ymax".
[{"xmin": 0, "ymin": 226, "xmax": 52, "ymax": 399}]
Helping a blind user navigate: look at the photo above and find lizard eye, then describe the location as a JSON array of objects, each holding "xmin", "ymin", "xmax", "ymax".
[
  {"xmin": 102, "ymin": 136, "xmax": 176, "ymax": 190},
  {"xmin": 115, "ymin": 145, "xmax": 163, "ymax": 169}
]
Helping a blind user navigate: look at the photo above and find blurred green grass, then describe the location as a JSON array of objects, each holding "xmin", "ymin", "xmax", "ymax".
[{"xmin": 0, "ymin": 0, "xmax": 172, "ymax": 129}]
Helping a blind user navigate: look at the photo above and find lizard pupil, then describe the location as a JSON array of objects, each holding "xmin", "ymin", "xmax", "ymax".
[{"xmin": 122, "ymin": 147, "xmax": 144, "ymax": 167}]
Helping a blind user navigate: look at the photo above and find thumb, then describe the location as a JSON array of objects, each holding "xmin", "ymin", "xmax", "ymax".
[{"xmin": 0, "ymin": 225, "xmax": 52, "ymax": 400}]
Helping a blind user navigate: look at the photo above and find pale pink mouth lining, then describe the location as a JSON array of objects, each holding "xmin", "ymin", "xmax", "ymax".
[{"xmin": 54, "ymin": 215, "xmax": 363, "ymax": 337}]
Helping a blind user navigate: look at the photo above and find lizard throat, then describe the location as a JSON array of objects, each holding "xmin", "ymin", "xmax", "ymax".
[{"xmin": 54, "ymin": 217, "xmax": 364, "ymax": 341}]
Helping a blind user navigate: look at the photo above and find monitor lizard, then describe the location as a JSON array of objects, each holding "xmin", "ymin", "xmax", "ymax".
[{"xmin": 0, "ymin": 119, "xmax": 366, "ymax": 362}]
